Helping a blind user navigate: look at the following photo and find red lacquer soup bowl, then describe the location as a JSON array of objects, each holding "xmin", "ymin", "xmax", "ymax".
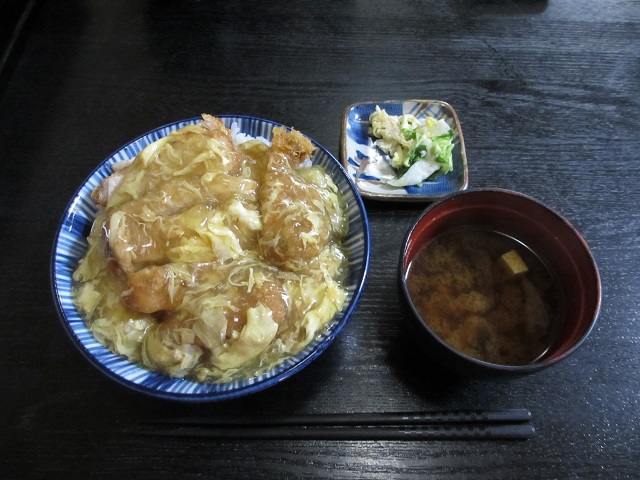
[{"xmin": 399, "ymin": 189, "xmax": 601, "ymax": 376}]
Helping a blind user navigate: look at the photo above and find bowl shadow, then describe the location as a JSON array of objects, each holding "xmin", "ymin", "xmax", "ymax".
[{"xmin": 385, "ymin": 312, "xmax": 520, "ymax": 408}]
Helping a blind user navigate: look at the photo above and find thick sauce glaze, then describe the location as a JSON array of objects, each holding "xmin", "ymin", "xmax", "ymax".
[{"xmin": 73, "ymin": 116, "xmax": 349, "ymax": 382}]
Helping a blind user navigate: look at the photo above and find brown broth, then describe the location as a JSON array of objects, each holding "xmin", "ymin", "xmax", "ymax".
[{"xmin": 405, "ymin": 228, "xmax": 562, "ymax": 365}]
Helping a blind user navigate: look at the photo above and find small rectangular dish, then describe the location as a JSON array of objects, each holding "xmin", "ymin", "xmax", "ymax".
[{"xmin": 340, "ymin": 99, "xmax": 468, "ymax": 202}]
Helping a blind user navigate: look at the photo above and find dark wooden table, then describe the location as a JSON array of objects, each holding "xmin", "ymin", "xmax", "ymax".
[{"xmin": 1, "ymin": 1, "xmax": 638, "ymax": 478}]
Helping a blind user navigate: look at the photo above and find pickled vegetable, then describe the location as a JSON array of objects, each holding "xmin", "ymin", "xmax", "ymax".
[{"xmin": 368, "ymin": 106, "xmax": 455, "ymax": 187}]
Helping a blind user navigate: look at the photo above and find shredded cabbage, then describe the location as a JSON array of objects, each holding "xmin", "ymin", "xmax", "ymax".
[{"xmin": 368, "ymin": 106, "xmax": 455, "ymax": 187}]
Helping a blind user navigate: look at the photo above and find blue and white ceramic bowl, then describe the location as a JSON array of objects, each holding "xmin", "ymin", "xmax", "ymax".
[
  {"xmin": 51, "ymin": 115, "xmax": 370, "ymax": 401},
  {"xmin": 341, "ymin": 100, "xmax": 468, "ymax": 201}
]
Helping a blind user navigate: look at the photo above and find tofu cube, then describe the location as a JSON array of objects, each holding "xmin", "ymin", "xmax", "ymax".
[{"xmin": 498, "ymin": 250, "xmax": 529, "ymax": 279}]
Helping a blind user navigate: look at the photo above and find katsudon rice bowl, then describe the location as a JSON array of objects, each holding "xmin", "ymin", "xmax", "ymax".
[{"xmin": 52, "ymin": 114, "xmax": 370, "ymax": 401}]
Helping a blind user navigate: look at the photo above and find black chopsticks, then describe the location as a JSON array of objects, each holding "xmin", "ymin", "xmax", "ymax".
[{"xmin": 140, "ymin": 408, "xmax": 535, "ymax": 441}]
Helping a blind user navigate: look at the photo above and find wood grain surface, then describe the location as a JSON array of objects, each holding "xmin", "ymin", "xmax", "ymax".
[{"xmin": 1, "ymin": 0, "xmax": 638, "ymax": 478}]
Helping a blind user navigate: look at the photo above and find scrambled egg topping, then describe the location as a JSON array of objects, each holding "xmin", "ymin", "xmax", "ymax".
[{"xmin": 73, "ymin": 115, "xmax": 348, "ymax": 382}]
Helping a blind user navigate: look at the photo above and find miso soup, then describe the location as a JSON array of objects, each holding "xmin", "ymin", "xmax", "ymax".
[{"xmin": 405, "ymin": 228, "xmax": 562, "ymax": 365}]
